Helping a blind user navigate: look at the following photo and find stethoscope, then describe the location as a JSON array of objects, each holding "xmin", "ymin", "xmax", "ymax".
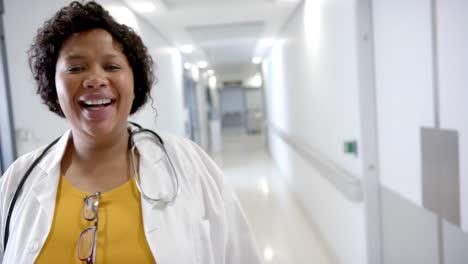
[{"xmin": 3, "ymin": 122, "xmax": 180, "ymax": 250}]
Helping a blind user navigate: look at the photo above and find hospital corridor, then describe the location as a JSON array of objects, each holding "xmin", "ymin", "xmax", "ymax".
[
  {"xmin": 1, "ymin": 0, "xmax": 468, "ymax": 263},
  {"xmin": 211, "ymin": 128, "xmax": 332, "ymax": 264}
]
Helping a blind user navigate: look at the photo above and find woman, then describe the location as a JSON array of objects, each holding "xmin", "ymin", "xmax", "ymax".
[{"xmin": 0, "ymin": 1, "xmax": 262, "ymax": 263}]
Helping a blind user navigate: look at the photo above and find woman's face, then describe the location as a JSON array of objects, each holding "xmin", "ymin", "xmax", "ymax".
[{"xmin": 55, "ymin": 28, "xmax": 134, "ymax": 140}]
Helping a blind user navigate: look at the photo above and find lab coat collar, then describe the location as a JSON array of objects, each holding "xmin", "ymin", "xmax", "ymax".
[
  {"xmin": 30, "ymin": 127, "xmax": 141, "ymax": 220},
  {"xmin": 30, "ymin": 127, "xmax": 163, "ymax": 230},
  {"xmin": 33, "ymin": 130, "xmax": 71, "ymax": 220},
  {"xmin": 36, "ymin": 130, "xmax": 71, "ymax": 176},
  {"xmin": 29, "ymin": 127, "xmax": 166, "ymax": 255},
  {"xmin": 128, "ymin": 125, "xmax": 185, "ymax": 262},
  {"xmin": 137, "ymin": 143, "xmax": 192, "ymax": 264}
]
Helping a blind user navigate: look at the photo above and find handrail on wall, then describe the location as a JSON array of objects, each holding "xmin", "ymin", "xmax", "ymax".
[{"xmin": 269, "ymin": 124, "xmax": 363, "ymax": 202}]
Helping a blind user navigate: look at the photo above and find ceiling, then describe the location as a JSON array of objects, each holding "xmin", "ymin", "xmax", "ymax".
[{"xmin": 120, "ymin": 0, "xmax": 302, "ymax": 78}]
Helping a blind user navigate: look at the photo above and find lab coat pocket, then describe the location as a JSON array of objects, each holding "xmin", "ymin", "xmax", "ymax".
[{"xmin": 193, "ymin": 219, "xmax": 215, "ymax": 264}]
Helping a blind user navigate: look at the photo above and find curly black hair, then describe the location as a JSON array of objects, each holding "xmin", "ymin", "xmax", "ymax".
[{"xmin": 28, "ymin": 1, "xmax": 154, "ymax": 117}]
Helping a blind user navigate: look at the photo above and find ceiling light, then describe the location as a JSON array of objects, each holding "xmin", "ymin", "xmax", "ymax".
[
  {"xmin": 184, "ymin": 62, "xmax": 192, "ymax": 70},
  {"xmin": 191, "ymin": 66, "xmax": 199, "ymax": 82},
  {"xmin": 180, "ymin": 45, "xmax": 194, "ymax": 54},
  {"xmin": 264, "ymin": 246, "xmax": 274, "ymax": 261},
  {"xmin": 207, "ymin": 69, "xmax": 214, "ymax": 76},
  {"xmin": 251, "ymin": 74, "xmax": 263, "ymax": 87},
  {"xmin": 252, "ymin": 57, "xmax": 262, "ymax": 64},
  {"xmin": 209, "ymin": 76, "xmax": 217, "ymax": 89},
  {"xmin": 129, "ymin": 2, "xmax": 156, "ymax": 13},
  {"xmin": 197, "ymin": 61, "xmax": 208, "ymax": 69},
  {"xmin": 259, "ymin": 178, "xmax": 269, "ymax": 196}
]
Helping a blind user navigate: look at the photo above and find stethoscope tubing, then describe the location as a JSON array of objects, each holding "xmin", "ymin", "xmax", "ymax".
[
  {"xmin": 3, "ymin": 124, "xmax": 178, "ymax": 251},
  {"xmin": 129, "ymin": 127, "xmax": 180, "ymax": 205},
  {"xmin": 3, "ymin": 136, "xmax": 60, "ymax": 250}
]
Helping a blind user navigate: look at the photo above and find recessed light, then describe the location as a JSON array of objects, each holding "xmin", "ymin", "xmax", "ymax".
[
  {"xmin": 197, "ymin": 61, "xmax": 208, "ymax": 69},
  {"xmin": 209, "ymin": 76, "xmax": 217, "ymax": 89},
  {"xmin": 252, "ymin": 57, "xmax": 262, "ymax": 64},
  {"xmin": 191, "ymin": 66, "xmax": 199, "ymax": 81},
  {"xmin": 264, "ymin": 246, "xmax": 274, "ymax": 261}
]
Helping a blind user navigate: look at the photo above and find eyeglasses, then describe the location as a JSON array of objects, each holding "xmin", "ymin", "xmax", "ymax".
[{"xmin": 77, "ymin": 192, "xmax": 101, "ymax": 264}]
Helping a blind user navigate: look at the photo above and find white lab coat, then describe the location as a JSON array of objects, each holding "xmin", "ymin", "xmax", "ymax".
[{"xmin": 0, "ymin": 129, "xmax": 263, "ymax": 263}]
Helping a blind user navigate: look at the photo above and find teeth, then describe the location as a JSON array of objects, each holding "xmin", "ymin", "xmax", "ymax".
[{"xmin": 83, "ymin": 99, "xmax": 111, "ymax": 106}]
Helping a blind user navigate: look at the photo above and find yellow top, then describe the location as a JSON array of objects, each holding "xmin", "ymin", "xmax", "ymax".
[{"xmin": 35, "ymin": 175, "xmax": 156, "ymax": 263}]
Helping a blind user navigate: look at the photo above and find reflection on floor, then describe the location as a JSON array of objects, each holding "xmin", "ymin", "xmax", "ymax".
[{"xmin": 210, "ymin": 128, "xmax": 332, "ymax": 264}]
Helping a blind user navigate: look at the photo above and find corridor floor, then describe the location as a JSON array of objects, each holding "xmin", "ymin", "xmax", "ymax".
[{"xmin": 210, "ymin": 128, "xmax": 332, "ymax": 264}]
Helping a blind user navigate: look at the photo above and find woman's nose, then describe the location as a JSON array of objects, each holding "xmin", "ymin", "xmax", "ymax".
[{"xmin": 83, "ymin": 68, "xmax": 109, "ymax": 88}]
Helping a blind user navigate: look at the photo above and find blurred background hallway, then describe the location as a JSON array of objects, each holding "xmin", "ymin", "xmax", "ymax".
[
  {"xmin": 211, "ymin": 128, "xmax": 332, "ymax": 264},
  {"xmin": 1, "ymin": 0, "xmax": 468, "ymax": 263}
]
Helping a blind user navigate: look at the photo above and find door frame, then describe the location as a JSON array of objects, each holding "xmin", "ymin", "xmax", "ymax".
[{"xmin": 0, "ymin": 0, "xmax": 17, "ymax": 174}]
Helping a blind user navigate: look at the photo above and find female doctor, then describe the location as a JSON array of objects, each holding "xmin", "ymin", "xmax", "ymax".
[{"xmin": 0, "ymin": 1, "xmax": 262, "ymax": 263}]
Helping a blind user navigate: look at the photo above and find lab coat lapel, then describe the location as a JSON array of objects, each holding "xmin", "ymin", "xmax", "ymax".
[
  {"xmin": 138, "ymin": 139, "xmax": 195, "ymax": 264},
  {"xmin": 139, "ymin": 154, "xmax": 162, "ymax": 232},
  {"xmin": 8, "ymin": 131, "xmax": 70, "ymax": 262},
  {"xmin": 33, "ymin": 131, "xmax": 70, "ymax": 223}
]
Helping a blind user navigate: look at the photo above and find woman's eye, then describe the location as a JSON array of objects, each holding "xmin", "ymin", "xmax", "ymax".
[
  {"xmin": 66, "ymin": 66, "xmax": 84, "ymax": 73},
  {"xmin": 106, "ymin": 64, "xmax": 122, "ymax": 71}
]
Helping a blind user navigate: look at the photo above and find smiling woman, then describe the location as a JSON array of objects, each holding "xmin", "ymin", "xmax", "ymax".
[
  {"xmin": 54, "ymin": 29, "xmax": 135, "ymax": 140},
  {"xmin": 0, "ymin": 1, "xmax": 262, "ymax": 263}
]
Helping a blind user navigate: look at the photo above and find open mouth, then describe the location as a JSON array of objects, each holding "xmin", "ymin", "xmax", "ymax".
[{"xmin": 80, "ymin": 99, "xmax": 115, "ymax": 109}]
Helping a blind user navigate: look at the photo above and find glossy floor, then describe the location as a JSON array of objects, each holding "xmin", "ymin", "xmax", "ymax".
[{"xmin": 210, "ymin": 128, "xmax": 332, "ymax": 264}]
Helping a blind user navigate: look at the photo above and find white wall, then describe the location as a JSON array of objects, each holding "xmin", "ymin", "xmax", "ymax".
[
  {"xmin": 373, "ymin": 0, "xmax": 468, "ymax": 262},
  {"xmin": 131, "ymin": 46, "xmax": 185, "ymax": 136},
  {"xmin": 4, "ymin": 0, "xmax": 70, "ymax": 155},
  {"xmin": 436, "ymin": 0, "xmax": 468, "ymax": 232},
  {"xmin": 194, "ymin": 73, "xmax": 209, "ymax": 150},
  {"xmin": 263, "ymin": 0, "xmax": 368, "ymax": 263},
  {"xmin": 373, "ymin": 0, "xmax": 435, "ymax": 207},
  {"xmin": 4, "ymin": 0, "xmax": 186, "ymax": 155}
]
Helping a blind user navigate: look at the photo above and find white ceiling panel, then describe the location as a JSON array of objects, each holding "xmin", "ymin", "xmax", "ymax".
[
  {"xmin": 203, "ymin": 42, "xmax": 254, "ymax": 65},
  {"xmin": 122, "ymin": 0, "xmax": 301, "ymax": 78},
  {"xmin": 186, "ymin": 21, "xmax": 263, "ymax": 65},
  {"xmin": 186, "ymin": 21, "xmax": 264, "ymax": 45}
]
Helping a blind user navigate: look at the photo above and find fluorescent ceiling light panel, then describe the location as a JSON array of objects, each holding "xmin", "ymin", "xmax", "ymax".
[
  {"xmin": 252, "ymin": 57, "xmax": 262, "ymax": 64},
  {"xmin": 197, "ymin": 61, "xmax": 208, "ymax": 69},
  {"xmin": 209, "ymin": 76, "xmax": 217, "ymax": 89},
  {"xmin": 263, "ymin": 246, "xmax": 274, "ymax": 261},
  {"xmin": 191, "ymin": 66, "xmax": 199, "ymax": 82},
  {"xmin": 251, "ymin": 74, "xmax": 263, "ymax": 87}
]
